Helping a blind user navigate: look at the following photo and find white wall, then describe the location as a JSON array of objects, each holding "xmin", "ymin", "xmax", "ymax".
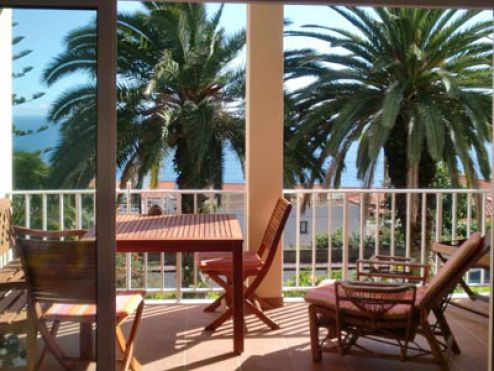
[{"xmin": 0, "ymin": 9, "xmax": 12, "ymax": 197}]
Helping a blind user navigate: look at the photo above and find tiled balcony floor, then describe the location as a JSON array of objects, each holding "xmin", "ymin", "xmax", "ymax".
[{"xmin": 37, "ymin": 298, "xmax": 489, "ymax": 370}]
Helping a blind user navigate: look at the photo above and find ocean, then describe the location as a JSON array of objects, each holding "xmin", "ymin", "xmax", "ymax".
[{"xmin": 13, "ymin": 115, "xmax": 384, "ymax": 187}]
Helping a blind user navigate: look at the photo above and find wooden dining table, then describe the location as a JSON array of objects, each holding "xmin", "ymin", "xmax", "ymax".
[{"xmin": 85, "ymin": 213, "xmax": 245, "ymax": 354}]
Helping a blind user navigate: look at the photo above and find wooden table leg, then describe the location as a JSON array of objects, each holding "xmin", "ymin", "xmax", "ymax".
[
  {"xmin": 80, "ymin": 322, "xmax": 93, "ymax": 360},
  {"xmin": 232, "ymin": 244, "xmax": 244, "ymax": 354}
]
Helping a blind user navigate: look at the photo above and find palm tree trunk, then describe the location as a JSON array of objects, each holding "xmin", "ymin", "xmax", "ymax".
[{"xmin": 384, "ymin": 117, "xmax": 436, "ymax": 260}]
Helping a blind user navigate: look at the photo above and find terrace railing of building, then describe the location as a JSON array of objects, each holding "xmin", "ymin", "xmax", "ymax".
[{"xmin": 4, "ymin": 187, "xmax": 491, "ymax": 300}]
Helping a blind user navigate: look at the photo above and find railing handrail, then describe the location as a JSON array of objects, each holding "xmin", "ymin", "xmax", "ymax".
[
  {"xmin": 10, "ymin": 189, "xmax": 246, "ymax": 195},
  {"xmin": 283, "ymin": 188, "xmax": 491, "ymax": 194},
  {"xmin": 10, "ymin": 187, "xmax": 491, "ymax": 196}
]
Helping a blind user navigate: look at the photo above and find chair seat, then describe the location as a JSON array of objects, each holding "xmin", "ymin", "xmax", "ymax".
[
  {"xmin": 197, "ymin": 251, "xmax": 263, "ymax": 274},
  {"xmin": 305, "ymin": 283, "xmax": 426, "ymax": 320},
  {"xmin": 44, "ymin": 294, "xmax": 143, "ymax": 322}
]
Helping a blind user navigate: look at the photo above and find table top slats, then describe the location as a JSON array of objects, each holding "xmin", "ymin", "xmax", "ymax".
[
  {"xmin": 86, "ymin": 214, "xmax": 243, "ymax": 243},
  {"xmin": 84, "ymin": 214, "xmax": 243, "ymax": 253}
]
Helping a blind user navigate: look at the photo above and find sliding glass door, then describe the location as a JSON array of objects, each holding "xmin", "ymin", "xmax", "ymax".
[{"xmin": 0, "ymin": 1, "xmax": 117, "ymax": 369}]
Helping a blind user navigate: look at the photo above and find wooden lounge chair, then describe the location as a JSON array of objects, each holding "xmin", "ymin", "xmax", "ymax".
[
  {"xmin": 17, "ymin": 239, "xmax": 145, "ymax": 371},
  {"xmin": 197, "ymin": 197, "xmax": 292, "ymax": 331},
  {"xmin": 305, "ymin": 232, "xmax": 487, "ymax": 369}
]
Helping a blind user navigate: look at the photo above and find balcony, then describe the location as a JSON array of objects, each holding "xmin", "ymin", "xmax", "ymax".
[
  {"xmin": 2, "ymin": 187, "xmax": 490, "ymax": 369},
  {"xmin": 1, "ymin": 2, "xmax": 492, "ymax": 369}
]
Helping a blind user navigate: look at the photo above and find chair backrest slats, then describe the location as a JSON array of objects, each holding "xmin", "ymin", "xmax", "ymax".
[
  {"xmin": 337, "ymin": 281, "xmax": 416, "ymax": 317},
  {"xmin": 0, "ymin": 198, "xmax": 13, "ymax": 255},
  {"xmin": 257, "ymin": 198, "xmax": 292, "ymax": 258},
  {"xmin": 17, "ymin": 239, "xmax": 96, "ymax": 304},
  {"xmin": 247, "ymin": 198, "xmax": 292, "ymax": 296}
]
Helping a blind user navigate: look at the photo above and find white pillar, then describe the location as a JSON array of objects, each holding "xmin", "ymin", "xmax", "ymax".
[
  {"xmin": 0, "ymin": 9, "xmax": 12, "ymax": 197},
  {"xmin": 246, "ymin": 4, "xmax": 284, "ymax": 307}
]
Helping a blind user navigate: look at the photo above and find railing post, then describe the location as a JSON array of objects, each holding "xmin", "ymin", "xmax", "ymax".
[
  {"xmin": 390, "ymin": 193, "xmax": 396, "ymax": 256},
  {"xmin": 311, "ymin": 193, "xmax": 317, "ymax": 286},
  {"xmin": 405, "ymin": 192, "xmax": 412, "ymax": 258},
  {"xmin": 25, "ymin": 194, "xmax": 31, "ymax": 230},
  {"xmin": 42, "ymin": 193, "xmax": 48, "ymax": 232},
  {"xmin": 451, "ymin": 192, "xmax": 458, "ymax": 240},
  {"xmin": 374, "ymin": 192, "xmax": 380, "ymax": 256},
  {"xmin": 359, "ymin": 193, "xmax": 365, "ymax": 260},
  {"xmin": 193, "ymin": 192, "xmax": 198, "ymax": 288},
  {"xmin": 176, "ymin": 192, "xmax": 183, "ymax": 302},
  {"xmin": 435, "ymin": 193, "xmax": 443, "ymax": 274},
  {"xmin": 466, "ymin": 192, "xmax": 472, "ymax": 238},
  {"xmin": 420, "ymin": 192, "xmax": 427, "ymax": 265},
  {"xmin": 59, "ymin": 193, "xmax": 65, "ymax": 239},
  {"xmin": 327, "ymin": 193, "xmax": 333, "ymax": 278},
  {"xmin": 295, "ymin": 193, "xmax": 301, "ymax": 288},
  {"xmin": 126, "ymin": 180, "xmax": 132, "ymax": 214},
  {"xmin": 342, "ymin": 193, "xmax": 349, "ymax": 280},
  {"xmin": 75, "ymin": 193, "xmax": 83, "ymax": 229}
]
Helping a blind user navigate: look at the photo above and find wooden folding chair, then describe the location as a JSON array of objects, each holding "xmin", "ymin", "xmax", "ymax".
[
  {"xmin": 197, "ymin": 197, "xmax": 292, "ymax": 331},
  {"xmin": 306, "ymin": 232, "xmax": 488, "ymax": 369},
  {"xmin": 17, "ymin": 239, "xmax": 144, "ymax": 371}
]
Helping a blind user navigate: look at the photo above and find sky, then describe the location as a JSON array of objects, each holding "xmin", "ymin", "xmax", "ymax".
[
  {"xmin": 11, "ymin": 3, "xmax": 356, "ymax": 117},
  {"xmin": 9, "ymin": 3, "xmax": 492, "ymax": 186},
  {"xmin": 12, "ymin": 4, "xmax": 491, "ymax": 118}
]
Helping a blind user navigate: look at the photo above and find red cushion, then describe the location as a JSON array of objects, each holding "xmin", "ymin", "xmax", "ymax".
[
  {"xmin": 44, "ymin": 294, "xmax": 143, "ymax": 322},
  {"xmin": 197, "ymin": 251, "xmax": 263, "ymax": 274},
  {"xmin": 305, "ymin": 283, "xmax": 425, "ymax": 320}
]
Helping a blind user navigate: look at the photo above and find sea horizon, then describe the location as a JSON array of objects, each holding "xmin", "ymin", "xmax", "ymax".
[{"xmin": 13, "ymin": 114, "xmax": 387, "ymax": 188}]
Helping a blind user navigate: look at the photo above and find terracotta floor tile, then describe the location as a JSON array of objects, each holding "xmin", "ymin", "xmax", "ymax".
[{"xmin": 30, "ymin": 301, "xmax": 489, "ymax": 371}]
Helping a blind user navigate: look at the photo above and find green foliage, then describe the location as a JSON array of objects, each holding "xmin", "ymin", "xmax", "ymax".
[
  {"xmin": 12, "ymin": 22, "xmax": 46, "ymax": 137},
  {"xmin": 13, "ymin": 151, "xmax": 50, "ymax": 190},
  {"xmin": 314, "ymin": 227, "xmax": 405, "ymax": 252},
  {"xmin": 285, "ymin": 8, "xmax": 493, "ymax": 188},
  {"xmin": 43, "ymin": 4, "xmax": 246, "ymax": 190}
]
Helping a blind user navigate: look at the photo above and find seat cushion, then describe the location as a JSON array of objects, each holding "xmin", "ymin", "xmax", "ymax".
[
  {"xmin": 197, "ymin": 251, "xmax": 263, "ymax": 274},
  {"xmin": 43, "ymin": 294, "xmax": 143, "ymax": 322},
  {"xmin": 305, "ymin": 283, "xmax": 426, "ymax": 320}
]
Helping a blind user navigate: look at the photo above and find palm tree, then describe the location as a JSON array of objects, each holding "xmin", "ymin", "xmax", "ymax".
[
  {"xmin": 286, "ymin": 7, "xmax": 493, "ymax": 252},
  {"xmin": 43, "ymin": 3, "xmax": 245, "ymax": 198}
]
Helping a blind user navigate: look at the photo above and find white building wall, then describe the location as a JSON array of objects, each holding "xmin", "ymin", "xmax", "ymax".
[{"xmin": 0, "ymin": 9, "xmax": 12, "ymax": 197}]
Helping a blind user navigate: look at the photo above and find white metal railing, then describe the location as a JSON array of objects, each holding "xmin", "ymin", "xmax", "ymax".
[
  {"xmin": 9, "ymin": 188, "xmax": 246, "ymax": 300},
  {"xmin": 282, "ymin": 188, "xmax": 491, "ymax": 292},
  {"xmin": 8, "ymin": 187, "xmax": 491, "ymax": 299}
]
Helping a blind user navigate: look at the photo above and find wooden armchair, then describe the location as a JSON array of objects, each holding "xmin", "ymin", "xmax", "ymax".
[
  {"xmin": 17, "ymin": 239, "xmax": 145, "ymax": 371},
  {"xmin": 305, "ymin": 232, "xmax": 487, "ymax": 368},
  {"xmin": 197, "ymin": 197, "xmax": 292, "ymax": 331}
]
